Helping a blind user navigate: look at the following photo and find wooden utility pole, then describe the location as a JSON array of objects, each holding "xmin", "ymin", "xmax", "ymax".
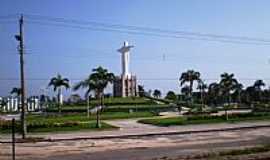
[
  {"xmin": 16, "ymin": 15, "xmax": 27, "ymax": 139},
  {"xmin": 12, "ymin": 118, "xmax": 16, "ymax": 160}
]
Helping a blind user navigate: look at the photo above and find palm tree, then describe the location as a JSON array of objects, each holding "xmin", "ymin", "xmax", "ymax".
[
  {"xmin": 73, "ymin": 66, "xmax": 115, "ymax": 128},
  {"xmin": 233, "ymin": 83, "xmax": 243, "ymax": 105},
  {"xmin": 179, "ymin": 70, "xmax": 201, "ymax": 104},
  {"xmin": 245, "ymin": 86, "xmax": 255, "ymax": 104},
  {"xmin": 48, "ymin": 74, "xmax": 70, "ymax": 114},
  {"xmin": 197, "ymin": 80, "xmax": 207, "ymax": 111},
  {"xmin": 253, "ymin": 80, "xmax": 265, "ymax": 102},
  {"xmin": 219, "ymin": 73, "xmax": 238, "ymax": 120},
  {"xmin": 153, "ymin": 89, "xmax": 161, "ymax": 98},
  {"xmin": 208, "ymin": 82, "xmax": 221, "ymax": 106},
  {"xmin": 181, "ymin": 85, "xmax": 190, "ymax": 101},
  {"xmin": 10, "ymin": 87, "xmax": 22, "ymax": 97}
]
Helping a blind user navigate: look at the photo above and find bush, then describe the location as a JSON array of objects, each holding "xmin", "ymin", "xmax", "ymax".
[
  {"xmin": 0, "ymin": 120, "xmax": 84, "ymax": 133},
  {"xmin": 64, "ymin": 97, "xmax": 157, "ymax": 107},
  {"xmin": 187, "ymin": 115, "xmax": 224, "ymax": 121},
  {"xmin": 0, "ymin": 120, "xmax": 21, "ymax": 133}
]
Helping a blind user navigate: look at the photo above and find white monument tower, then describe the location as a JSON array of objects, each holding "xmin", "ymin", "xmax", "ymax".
[
  {"xmin": 114, "ymin": 41, "xmax": 137, "ymax": 97},
  {"xmin": 118, "ymin": 41, "xmax": 134, "ymax": 78}
]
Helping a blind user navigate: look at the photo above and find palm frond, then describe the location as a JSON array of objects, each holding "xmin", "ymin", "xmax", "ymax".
[{"xmin": 73, "ymin": 81, "xmax": 86, "ymax": 91}]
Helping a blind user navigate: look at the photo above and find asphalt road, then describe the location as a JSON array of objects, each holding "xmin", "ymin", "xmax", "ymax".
[{"xmin": 2, "ymin": 127, "xmax": 270, "ymax": 160}]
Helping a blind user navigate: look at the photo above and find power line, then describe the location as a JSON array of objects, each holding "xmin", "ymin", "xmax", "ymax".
[
  {"xmin": 25, "ymin": 20, "xmax": 270, "ymax": 46},
  {"xmin": 24, "ymin": 14, "xmax": 270, "ymax": 44}
]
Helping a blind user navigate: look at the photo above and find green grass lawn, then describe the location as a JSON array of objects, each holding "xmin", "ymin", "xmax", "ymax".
[
  {"xmin": 58, "ymin": 104, "xmax": 168, "ymax": 110},
  {"xmin": 46, "ymin": 104, "xmax": 170, "ymax": 113},
  {"xmin": 0, "ymin": 121, "xmax": 118, "ymax": 134},
  {"xmin": 64, "ymin": 97, "xmax": 157, "ymax": 107},
  {"xmin": 27, "ymin": 111, "xmax": 156, "ymax": 123},
  {"xmin": 138, "ymin": 112, "xmax": 270, "ymax": 126},
  {"xmin": 27, "ymin": 121, "xmax": 118, "ymax": 133},
  {"xmin": 0, "ymin": 111, "xmax": 156, "ymax": 134}
]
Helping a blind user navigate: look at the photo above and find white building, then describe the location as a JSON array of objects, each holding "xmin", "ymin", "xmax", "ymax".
[{"xmin": 0, "ymin": 96, "xmax": 40, "ymax": 112}]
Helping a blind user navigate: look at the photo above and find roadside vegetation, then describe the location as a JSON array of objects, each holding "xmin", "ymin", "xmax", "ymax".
[
  {"xmin": 0, "ymin": 120, "xmax": 117, "ymax": 134},
  {"xmin": 138, "ymin": 112, "xmax": 270, "ymax": 126}
]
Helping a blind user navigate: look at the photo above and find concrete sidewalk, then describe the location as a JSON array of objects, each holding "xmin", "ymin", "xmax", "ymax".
[{"xmin": 1, "ymin": 120, "xmax": 270, "ymax": 142}]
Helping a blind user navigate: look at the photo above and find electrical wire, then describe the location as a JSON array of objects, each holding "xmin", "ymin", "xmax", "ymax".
[
  {"xmin": 24, "ymin": 14, "xmax": 270, "ymax": 44},
  {"xmin": 25, "ymin": 20, "xmax": 270, "ymax": 46}
]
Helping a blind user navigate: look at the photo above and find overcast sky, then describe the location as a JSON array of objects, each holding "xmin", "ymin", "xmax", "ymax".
[{"xmin": 1, "ymin": 0, "xmax": 270, "ymax": 97}]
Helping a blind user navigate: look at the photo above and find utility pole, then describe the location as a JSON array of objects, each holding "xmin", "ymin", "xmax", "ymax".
[
  {"xmin": 15, "ymin": 15, "xmax": 27, "ymax": 139},
  {"xmin": 12, "ymin": 118, "xmax": 16, "ymax": 160}
]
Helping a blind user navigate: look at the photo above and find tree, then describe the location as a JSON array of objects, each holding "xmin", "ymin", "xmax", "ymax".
[
  {"xmin": 197, "ymin": 80, "xmax": 207, "ymax": 111},
  {"xmin": 208, "ymin": 82, "xmax": 221, "ymax": 106},
  {"xmin": 73, "ymin": 66, "xmax": 115, "ymax": 128},
  {"xmin": 179, "ymin": 70, "xmax": 201, "ymax": 104},
  {"xmin": 233, "ymin": 83, "xmax": 243, "ymax": 104},
  {"xmin": 165, "ymin": 91, "xmax": 177, "ymax": 101},
  {"xmin": 48, "ymin": 74, "xmax": 70, "ymax": 114},
  {"xmin": 153, "ymin": 89, "xmax": 161, "ymax": 98},
  {"xmin": 253, "ymin": 79, "xmax": 265, "ymax": 101},
  {"xmin": 138, "ymin": 85, "xmax": 145, "ymax": 97},
  {"xmin": 244, "ymin": 86, "xmax": 255, "ymax": 104},
  {"xmin": 219, "ymin": 73, "xmax": 238, "ymax": 120},
  {"xmin": 181, "ymin": 85, "xmax": 190, "ymax": 101},
  {"xmin": 10, "ymin": 87, "xmax": 22, "ymax": 97}
]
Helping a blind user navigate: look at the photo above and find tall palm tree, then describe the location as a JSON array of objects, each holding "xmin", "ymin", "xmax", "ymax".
[
  {"xmin": 197, "ymin": 80, "xmax": 207, "ymax": 111},
  {"xmin": 253, "ymin": 79, "xmax": 265, "ymax": 102},
  {"xmin": 153, "ymin": 89, "xmax": 161, "ymax": 98},
  {"xmin": 219, "ymin": 73, "xmax": 238, "ymax": 120},
  {"xmin": 48, "ymin": 74, "xmax": 70, "ymax": 114},
  {"xmin": 73, "ymin": 66, "xmax": 115, "ymax": 128},
  {"xmin": 181, "ymin": 85, "xmax": 190, "ymax": 100},
  {"xmin": 179, "ymin": 70, "xmax": 201, "ymax": 104}
]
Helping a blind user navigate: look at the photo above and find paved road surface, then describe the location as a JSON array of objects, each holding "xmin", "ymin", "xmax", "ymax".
[{"xmin": 1, "ymin": 126, "xmax": 270, "ymax": 160}]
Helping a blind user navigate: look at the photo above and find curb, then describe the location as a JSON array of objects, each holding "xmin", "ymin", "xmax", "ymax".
[{"xmin": 1, "ymin": 124, "xmax": 270, "ymax": 144}]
